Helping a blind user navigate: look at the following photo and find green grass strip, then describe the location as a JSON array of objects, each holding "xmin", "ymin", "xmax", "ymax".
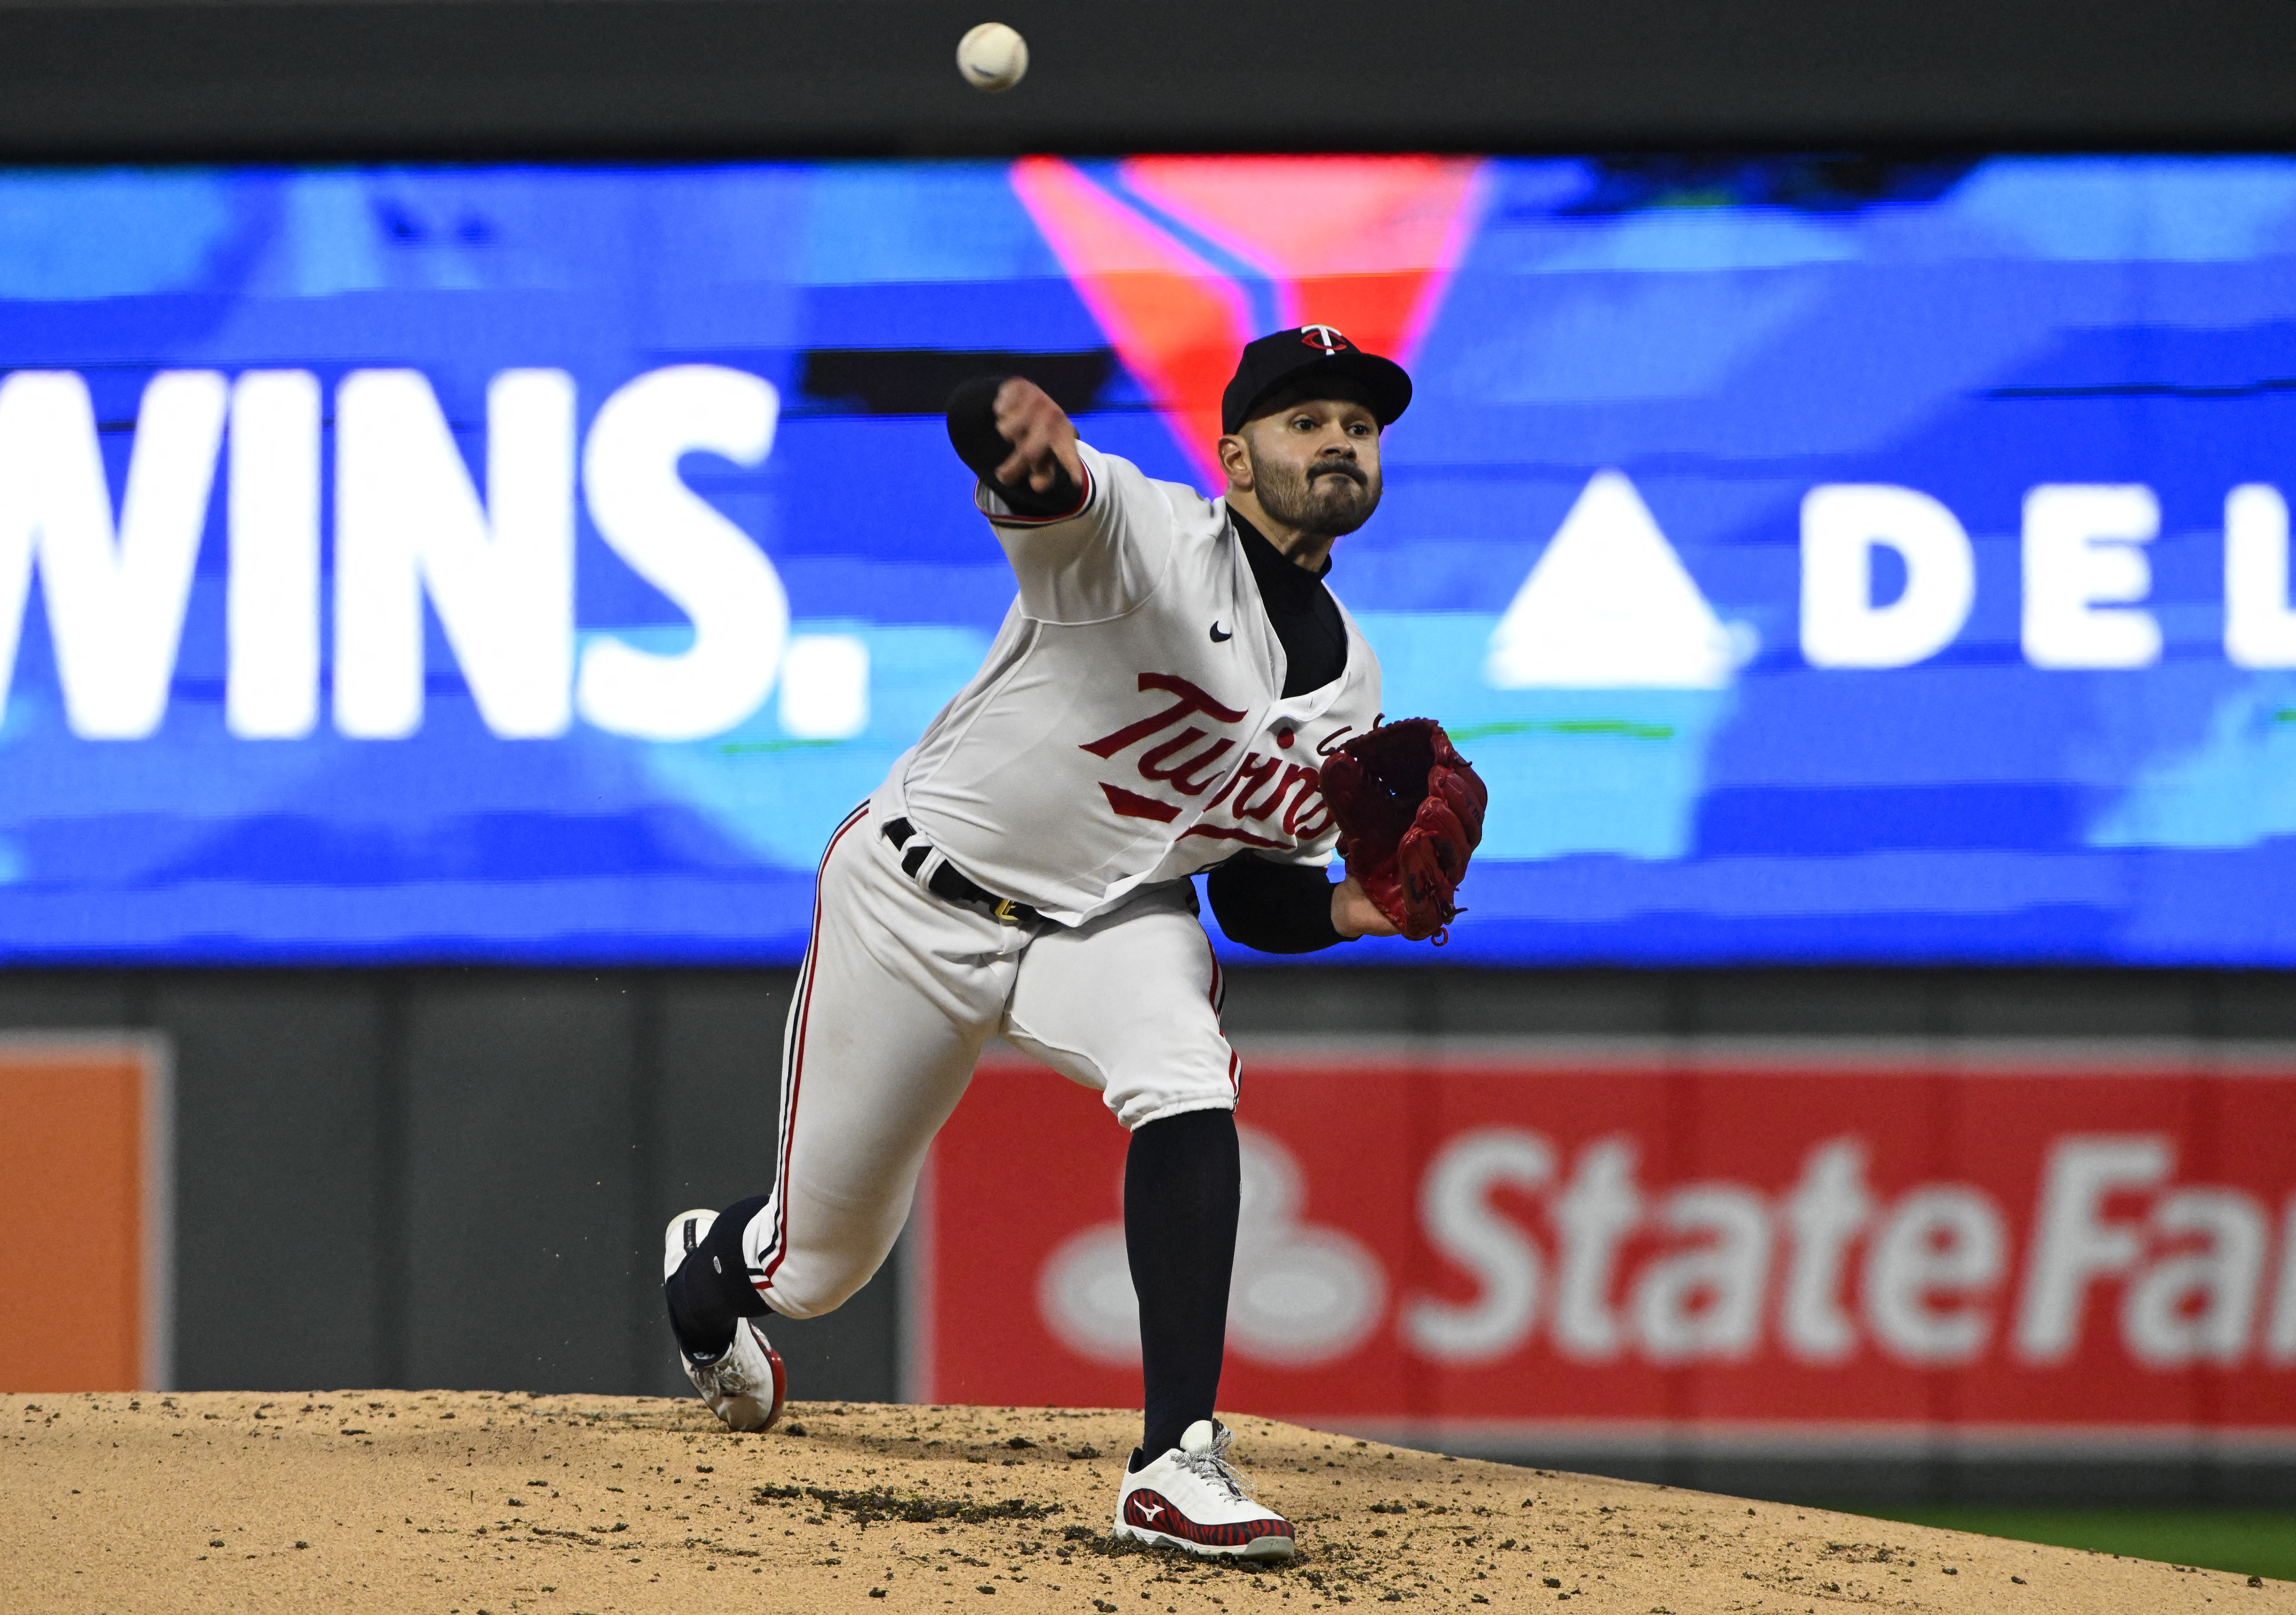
[
  {"xmin": 1836, "ymin": 1505, "xmax": 2296, "ymax": 1582},
  {"xmin": 1448, "ymin": 718, "xmax": 1677, "ymax": 743},
  {"xmin": 715, "ymin": 738, "xmax": 848, "ymax": 755}
]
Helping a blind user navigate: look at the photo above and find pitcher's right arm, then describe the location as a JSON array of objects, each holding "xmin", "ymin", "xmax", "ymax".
[{"xmin": 946, "ymin": 376, "xmax": 1169, "ymax": 623}]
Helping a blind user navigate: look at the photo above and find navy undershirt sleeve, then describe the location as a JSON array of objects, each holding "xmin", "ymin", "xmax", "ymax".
[
  {"xmin": 1207, "ymin": 854, "xmax": 1346, "ymax": 954},
  {"xmin": 945, "ymin": 375, "xmax": 1083, "ymax": 519}
]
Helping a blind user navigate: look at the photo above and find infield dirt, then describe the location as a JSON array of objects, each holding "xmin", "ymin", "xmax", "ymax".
[{"xmin": 2, "ymin": 1390, "xmax": 2284, "ymax": 1614}]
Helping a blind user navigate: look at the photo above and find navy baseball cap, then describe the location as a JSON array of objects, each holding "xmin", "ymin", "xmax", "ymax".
[{"xmin": 1221, "ymin": 325, "xmax": 1413, "ymax": 435}]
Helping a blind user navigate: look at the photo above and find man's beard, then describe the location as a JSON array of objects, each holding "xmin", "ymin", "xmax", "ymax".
[{"xmin": 1250, "ymin": 451, "xmax": 1380, "ymax": 539}]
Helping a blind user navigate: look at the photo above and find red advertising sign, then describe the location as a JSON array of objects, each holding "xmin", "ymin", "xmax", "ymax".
[{"xmin": 916, "ymin": 1041, "xmax": 2296, "ymax": 1453}]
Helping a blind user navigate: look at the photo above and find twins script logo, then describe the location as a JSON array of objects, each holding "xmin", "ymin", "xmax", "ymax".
[{"xmin": 1080, "ymin": 673, "xmax": 1333, "ymax": 848}]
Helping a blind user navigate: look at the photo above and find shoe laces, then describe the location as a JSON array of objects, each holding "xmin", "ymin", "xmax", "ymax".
[
  {"xmin": 701, "ymin": 1325, "xmax": 760, "ymax": 1387},
  {"xmin": 1176, "ymin": 1424, "xmax": 1254, "ymax": 1501}
]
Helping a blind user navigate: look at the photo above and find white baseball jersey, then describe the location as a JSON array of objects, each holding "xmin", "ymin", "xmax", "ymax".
[
  {"xmin": 741, "ymin": 436, "xmax": 1386, "ymax": 1324},
  {"xmin": 874, "ymin": 440, "xmax": 1385, "ymax": 924}
]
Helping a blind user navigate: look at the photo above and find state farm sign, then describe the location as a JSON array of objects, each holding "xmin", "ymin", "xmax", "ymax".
[{"xmin": 917, "ymin": 1043, "xmax": 2296, "ymax": 1450}]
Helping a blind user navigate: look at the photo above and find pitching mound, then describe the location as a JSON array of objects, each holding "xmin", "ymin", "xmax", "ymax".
[{"xmin": 2, "ymin": 1391, "xmax": 2282, "ymax": 1614}]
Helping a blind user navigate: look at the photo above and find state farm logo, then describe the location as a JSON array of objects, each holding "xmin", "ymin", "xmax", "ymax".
[
  {"xmin": 1038, "ymin": 1126, "xmax": 1385, "ymax": 1367},
  {"xmin": 1036, "ymin": 1123, "xmax": 2295, "ymax": 1375},
  {"xmin": 932, "ymin": 1066, "xmax": 2296, "ymax": 1433},
  {"xmin": 1401, "ymin": 1128, "xmax": 2295, "ymax": 1369},
  {"xmin": 937, "ymin": 1056, "xmax": 2296, "ymax": 1438}
]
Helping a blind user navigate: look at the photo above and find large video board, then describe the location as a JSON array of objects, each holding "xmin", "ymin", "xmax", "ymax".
[{"xmin": 4, "ymin": 155, "xmax": 2296, "ymax": 964}]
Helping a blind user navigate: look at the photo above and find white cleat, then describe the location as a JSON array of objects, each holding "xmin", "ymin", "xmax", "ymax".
[
  {"xmin": 1114, "ymin": 1419, "xmax": 1294, "ymax": 1560},
  {"xmin": 663, "ymin": 1207, "xmax": 787, "ymax": 1434}
]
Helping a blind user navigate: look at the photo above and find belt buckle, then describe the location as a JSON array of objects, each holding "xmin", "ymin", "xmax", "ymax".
[{"xmin": 992, "ymin": 898, "xmax": 1021, "ymax": 926}]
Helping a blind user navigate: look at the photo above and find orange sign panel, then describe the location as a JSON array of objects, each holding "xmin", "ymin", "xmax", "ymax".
[{"xmin": 0, "ymin": 1038, "xmax": 170, "ymax": 1391}]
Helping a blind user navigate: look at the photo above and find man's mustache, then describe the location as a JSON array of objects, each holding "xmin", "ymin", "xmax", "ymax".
[{"xmin": 1307, "ymin": 461, "xmax": 1368, "ymax": 490}]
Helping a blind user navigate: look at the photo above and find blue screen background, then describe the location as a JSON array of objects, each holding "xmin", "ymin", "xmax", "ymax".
[{"xmin": 4, "ymin": 155, "xmax": 2296, "ymax": 965}]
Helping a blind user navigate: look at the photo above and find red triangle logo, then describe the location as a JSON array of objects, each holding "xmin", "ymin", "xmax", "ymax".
[{"xmin": 1012, "ymin": 156, "xmax": 1485, "ymax": 485}]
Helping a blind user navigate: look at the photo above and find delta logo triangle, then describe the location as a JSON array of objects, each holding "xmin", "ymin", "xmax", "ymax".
[
  {"xmin": 1484, "ymin": 471, "xmax": 1747, "ymax": 690},
  {"xmin": 1011, "ymin": 156, "xmax": 1483, "ymax": 485},
  {"xmin": 1120, "ymin": 155, "xmax": 1483, "ymax": 369}
]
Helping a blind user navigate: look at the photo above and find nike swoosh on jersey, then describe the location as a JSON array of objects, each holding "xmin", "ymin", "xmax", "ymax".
[{"xmin": 1209, "ymin": 622, "xmax": 1233, "ymax": 641}]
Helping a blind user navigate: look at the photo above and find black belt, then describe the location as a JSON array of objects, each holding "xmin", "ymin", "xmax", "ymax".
[{"xmin": 882, "ymin": 817, "xmax": 1045, "ymax": 927}]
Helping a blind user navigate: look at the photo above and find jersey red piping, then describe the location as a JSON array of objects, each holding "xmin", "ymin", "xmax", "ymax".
[
  {"xmin": 981, "ymin": 462, "xmax": 1096, "ymax": 527},
  {"xmin": 757, "ymin": 802, "xmax": 872, "ymax": 1293},
  {"xmin": 1201, "ymin": 932, "xmax": 1240, "ymax": 1098}
]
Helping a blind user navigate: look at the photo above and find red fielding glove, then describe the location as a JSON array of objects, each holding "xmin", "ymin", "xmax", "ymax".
[{"xmin": 1317, "ymin": 718, "xmax": 1488, "ymax": 943}]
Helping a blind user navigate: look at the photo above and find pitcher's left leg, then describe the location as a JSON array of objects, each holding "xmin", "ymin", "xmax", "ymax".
[
  {"xmin": 1005, "ymin": 885, "xmax": 1292, "ymax": 1560},
  {"xmin": 1003, "ymin": 882, "xmax": 1235, "ymax": 1130}
]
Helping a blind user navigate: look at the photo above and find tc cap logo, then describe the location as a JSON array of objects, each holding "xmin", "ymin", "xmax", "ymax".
[{"xmin": 1299, "ymin": 324, "xmax": 1352, "ymax": 355}]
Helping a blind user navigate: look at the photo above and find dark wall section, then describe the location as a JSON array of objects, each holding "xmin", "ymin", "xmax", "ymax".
[
  {"xmin": 160, "ymin": 977, "xmax": 392, "ymax": 1393},
  {"xmin": 0, "ymin": 0, "xmax": 2293, "ymax": 162},
  {"xmin": 1220, "ymin": 966, "xmax": 2296, "ymax": 1042},
  {"xmin": 0, "ymin": 969, "xmax": 900, "ymax": 1405},
  {"xmin": 398, "ymin": 980, "xmax": 639, "ymax": 1390}
]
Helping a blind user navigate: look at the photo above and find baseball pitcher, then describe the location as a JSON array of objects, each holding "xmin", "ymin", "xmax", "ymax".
[{"xmin": 661, "ymin": 328, "xmax": 1485, "ymax": 1560}]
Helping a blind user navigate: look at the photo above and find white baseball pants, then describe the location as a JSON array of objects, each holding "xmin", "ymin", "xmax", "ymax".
[{"xmin": 740, "ymin": 803, "xmax": 1241, "ymax": 1320}]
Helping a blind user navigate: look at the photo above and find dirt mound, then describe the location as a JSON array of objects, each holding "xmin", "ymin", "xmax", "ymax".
[{"xmin": 1, "ymin": 1390, "xmax": 2281, "ymax": 1613}]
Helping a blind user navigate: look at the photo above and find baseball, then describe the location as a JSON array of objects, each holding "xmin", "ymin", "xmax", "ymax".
[{"xmin": 956, "ymin": 22, "xmax": 1028, "ymax": 92}]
